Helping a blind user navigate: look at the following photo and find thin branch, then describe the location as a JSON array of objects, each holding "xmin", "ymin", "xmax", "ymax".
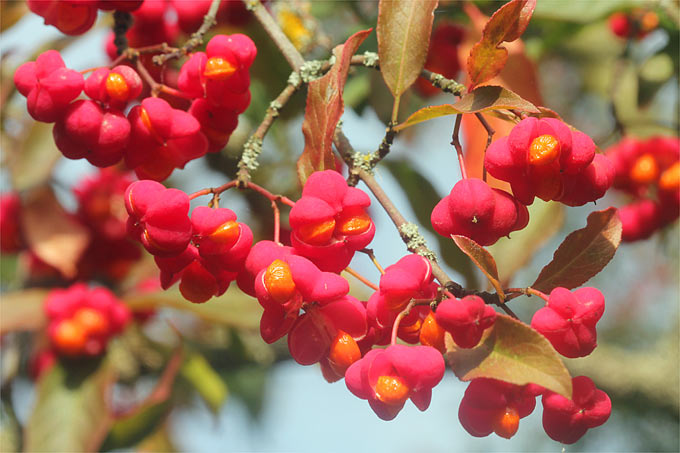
[
  {"xmin": 475, "ymin": 112, "xmax": 494, "ymax": 182},
  {"xmin": 237, "ymin": 82, "xmax": 300, "ymax": 183},
  {"xmin": 344, "ymin": 267, "xmax": 379, "ymax": 292},
  {"xmin": 245, "ymin": 0, "xmax": 305, "ymax": 70},
  {"xmin": 153, "ymin": 0, "xmax": 222, "ymax": 65},
  {"xmin": 451, "ymin": 114, "xmax": 467, "ymax": 179}
]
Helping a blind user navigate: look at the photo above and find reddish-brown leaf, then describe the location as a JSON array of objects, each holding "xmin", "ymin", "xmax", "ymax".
[
  {"xmin": 467, "ymin": 0, "xmax": 537, "ymax": 88},
  {"xmin": 532, "ymin": 207, "xmax": 622, "ymax": 294},
  {"xmin": 21, "ymin": 187, "xmax": 90, "ymax": 279},
  {"xmin": 395, "ymin": 85, "xmax": 538, "ymax": 131},
  {"xmin": 452, "ymin": 235, "xmax": 505, "ymax": 300},
  {"xmin": 445, "ymin": 313, "xmax": 573, "ymax": 398},
  {"xmin": 297, "ymin": 29, "xmax": 372, "ymax": 184},
  {"xmin": 0, "ymin": 288, "xmax": 48, "ymax": 334},
  {"xmin": 377, "ymin": 0, "xmax": 439, "ymax": 98}
]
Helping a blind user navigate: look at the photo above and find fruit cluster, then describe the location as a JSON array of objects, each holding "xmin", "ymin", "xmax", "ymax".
[
  {"xmin": 605, "ymin": 136, "xmax": 679, "ymax": 241},
  {"xmin": 45, "ymin": 283, "xmax": 131, "ymax": 357},
  {"xmin": 30, "ymin": 0, "xmax": 251, "ymax": 38},
  {"xmin": 608, "ymin": 9, "xmax": 659, "ymax": 40},
  {"xmin": 14, "ymin": 32, "xmax": 256, "ymax": 181}
]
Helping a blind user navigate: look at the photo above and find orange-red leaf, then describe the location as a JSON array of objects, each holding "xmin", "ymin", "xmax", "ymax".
[
  {"xmin": 532, "ymin": 207, "xmax": 622, "ymax": 293},
  {"xmin": 445, "ymin": 313, "xmax": 572, "ymax": 398},
  {"xmin": 452, "ymin": 235, "xmax": 505, "ymax": 300},
  {"xmin": 467, "ymin": 0, "xmax": 536, "ymax": 88},
  {"xmin": 297, "ymin": 29, "xmax": 372, "ymax": 184}
]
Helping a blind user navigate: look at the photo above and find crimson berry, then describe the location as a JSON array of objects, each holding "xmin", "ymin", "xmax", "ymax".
[
  {"xmin": 28, "ymin": 0, "xmax": 98, "ymax": 36},
  {"xmin": 435, "ymin": 295, "xmax": 497, "ymax": 349},
  {"xmin": 236, "ymin": 240, "xmax": 296, "ymax": 297},
  {"xmin": 531, "ymin": 287, "xmax": 605, "ymax": 358},
  {"xmin": 53, "ymin": 99, "xmax": 130, "ymax": 167},
  {"xmin": 97, "ymin": 0, "xmax": 144, "ymax": 12},
  {"xmin": 485, "ymin": 118, "xmax": 609, "ymax": 206},
  {"xmin": 289, "ymin": 170, "xmax": 375, "ymax": 273},
  {"xmin": 188, "ymin": 98, "xmax": 240, "ymax": 153},
  {"xmin": 345, "ymin": 344, "xmax": 445, "ymax": 420},
  {"xmin": 431, "ymin": 178, "xmax": 528, "ymax": 246},
  {"xmin": 126, "ymin": 97, "xmax": 209, "ymax": 181},
  {"xmin": 125, "ymin": 180, "xmax": 193, "ymax": 256},
  {"xmin": 542, "ymin": 376, "xmax": 611, "ymax": 444},
  {"xmin": 45, "ymin": 283, "xmax": 131, "ymax": 357},
  {"xmin": 608, "ymin": 12, "xmax": 632, "ymax": 38},
  {"xmin": 0, "ymin": 193, "xmax": 24, "ymax": 253},
  {"xmin": 458, "ymin": 378, "xmax": 542, "ymax": 439},
  {"xmin": 14, "ymin": 50, "xmax": 84, "ymax": 122},
  {"xmin": 84, "ymin": 65, "xmax": 143, "ymax": 109}
]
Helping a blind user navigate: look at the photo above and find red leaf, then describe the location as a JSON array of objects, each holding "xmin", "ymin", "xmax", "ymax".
[
  {"xmin": 452, "ymin": 235, "xmax": 505, "ymax": 301},
  {"xmin": 466, "ymin": 0, "xmax": 537, "ymax": 88},
  {"xmin": 531, "ymin": 207, "xmax": 622, "ymax": 294},
  {"xmin": 297, "ymin": 29, "xmax": 372, "ymax": 184}
]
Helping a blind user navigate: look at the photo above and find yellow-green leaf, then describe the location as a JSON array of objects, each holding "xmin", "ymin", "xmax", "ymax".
[{"xmin": 445, "ymin": 313, "xmax": 573, "ymax": 398}]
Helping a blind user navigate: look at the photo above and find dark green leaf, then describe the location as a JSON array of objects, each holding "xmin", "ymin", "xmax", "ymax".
[{"xmin": 24, "ymin": 358, "xmax": 115, "ymax": 452}]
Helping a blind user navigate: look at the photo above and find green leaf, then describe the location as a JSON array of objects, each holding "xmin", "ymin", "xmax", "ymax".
[
  {"xmin": 102, "ymin": 348, "xmax": 183, "ymax": 451},
  {"xmin": 395, "ymin": 85, "xmax": 539, "ymax": 131},
  {"xmin": 445, "ymin": 313, "xmax": 573, "ymax": 398},
  {"xmin": 532, "ymin": 207, "xmax": 622, "ymax": 294},
  {"xmin": 383, "ymin": 160, "xmax": 478, "ymax": 287},
  {"xmin": 101, "ymin": 402, "xmax": 170, "ymax": 452},
  {"xmin": 1, "ymin": 400, "xmax": 20, "ymax": 453},
  {"xmin": 467, "ymin": 0, "xmax": 537, "ymax": 88},
  {"xmin": 297, "ymin": 29, "xmax": 372, "ymax": 184},
  {"xmin": 181, "ymin": 352, "xmax": 228, "ymax": 414},
  {"xmin": 377, "ymin": 0, "xmax": 439, "ymax": 98},
  {"xmin": 488, "ymin": 200, "xmax": 565, "ymax": 286},
  {"xmin": 125, "ymin": 288, "xmax": 262, "ymax": 331},
  {"xmin": 452, "ymin": 235, "xmax": 504, "ymax": 299},
  {"xmin": 24, "ymin": 358, "xmax": 115, "ymax": 452},
  {"xmin": 533, "ymin": 0, "xmax": 635, "ymax": 23},
  {"xmin": 0, "ymin": 288, "xmax": 47, "ymax": 334}
]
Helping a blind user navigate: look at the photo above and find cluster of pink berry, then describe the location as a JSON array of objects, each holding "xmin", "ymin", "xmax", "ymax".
[
  {"xmin": 30, "ymin": 0, "xmax": 251, "ymax": 38},
  {"xmin": 13, "ymin": 33, "xmax": 255, "ymax": 181},
  {"xmin": 605, "ymin": 136, "xmax": 679, "ymax": 241},
  {"xmin": 45, "ymin": 283, "xmax": 131, "ymax": 357},
  {"xmin": 120, "ymin": 157, "xmax": 614, "ymax": 443},
  {"xmin": 608, "ymin": 9, "xmax": 659, "ymax": 40},
  {"xmin": 431, "ymin": 117, "xmax": 614, "ymax": 246}
]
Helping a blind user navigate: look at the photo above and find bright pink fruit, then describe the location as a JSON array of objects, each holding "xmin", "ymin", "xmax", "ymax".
[
  {"xmin": 125, "ymin": 180, "xmax": 193, "ymax": 257},
  {"xmin": 459, "ymin": 378, "xmax": 543, "ymax": 439},
  {"xmin": 531, "ymin": 287, "xmax": 605, "ymax": 358},
  {"xmin": 542, "ymin": 376, "xmax": 611, "ymax": 444},
  {"xmin": 14, "ymin": 50, "xmax": 84, "ymax": 122},
  {"xmin": 435, "ymin": 296, "xmax": 497, "ymax": 348},
  {"xmin": 28, "ymin": 0, "xmax": 98, "ymax": 35},
  {"xmin": 289, "ymin": 170, "xmax": 375, "ymax": 273},
  {"xmin": 345, "ymin": 344, "xmax": 445, "ymax": 420},
  {"xmin": 431, "ymin": 178, "xmax": 528, "ymax": 246}
]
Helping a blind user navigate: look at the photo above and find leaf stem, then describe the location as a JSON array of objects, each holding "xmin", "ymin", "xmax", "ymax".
[
  {"xmin": 451, "ymin": 114, "xmax": 467, "ymax": 179},
  {"xmin": 344, "ymin": 267, "xmax": 379, "ymax": 291}
]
